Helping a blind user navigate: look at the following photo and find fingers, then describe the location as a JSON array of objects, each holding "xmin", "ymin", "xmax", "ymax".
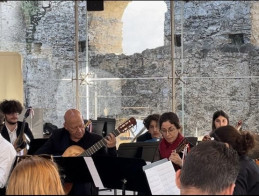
[
  {"xmin": 169, "ymin": 152, "xmax": 182, "ymax": 166},
  {"xmin": 202, "ymin": 135, "xmax": 211, "ymax": 141},
  {"xmin": 104, "ymin": 133, "xmax": 116, "ymax": 148}
]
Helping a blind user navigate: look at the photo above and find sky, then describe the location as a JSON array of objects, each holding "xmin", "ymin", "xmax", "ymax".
[{"xmin": 122, "ymin": 1, "xmax": 167, "ymax": 55}]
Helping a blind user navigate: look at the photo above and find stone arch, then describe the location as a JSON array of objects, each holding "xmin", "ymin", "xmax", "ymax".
[{"xmin": 88, "ymin": 1, "xmax": 130, "ymax": 54}]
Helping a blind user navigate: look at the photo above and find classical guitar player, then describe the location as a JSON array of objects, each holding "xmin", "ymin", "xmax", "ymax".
[{"xmin": 34, "ymin": 109, "xmax": 117, "ymax": 195}]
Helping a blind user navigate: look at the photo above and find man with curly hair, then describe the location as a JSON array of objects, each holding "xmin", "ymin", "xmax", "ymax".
[{"xmin": 0, "ymin": 99, "xmax": 34, "ymax": 152}]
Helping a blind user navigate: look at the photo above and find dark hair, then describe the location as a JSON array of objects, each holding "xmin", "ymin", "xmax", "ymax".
[
  {"xmin": 143, "ymin": 114, "xmax": 160, "ymax": 130},
  {"xmin": 212, "ymin": 110, "xmax": 229, "ymax": 131},
  {"xmin": 180, "ymin": 140, "xmax": 240, "ymax": 194},
  {"xmin": 211, "ymin": 125, "xmax": 255, "ymax": 156},
  {"xmin": 0, "ymin": 99, "xmax": 23, "ymax": 114},
  {"xmin": 159, "ymin": 112, "xmax": 180, "ymax": 129}
]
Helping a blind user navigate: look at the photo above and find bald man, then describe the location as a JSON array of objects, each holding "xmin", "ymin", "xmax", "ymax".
[{"xmin": 35, "ymin": 109, "xmax": 117, "ymax": 195}]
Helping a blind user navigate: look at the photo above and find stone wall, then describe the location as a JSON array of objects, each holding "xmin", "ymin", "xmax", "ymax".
[
  {"xmin": 0, "ymin": 1, "xmax": 258, "ymax": 137},
  {"xmin": 162, "ymin": 1, "xmax": 259, "ymax": 135}
]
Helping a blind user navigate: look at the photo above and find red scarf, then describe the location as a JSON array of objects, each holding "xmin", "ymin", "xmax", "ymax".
[{"xmin": 159, "ymin": 133, "xmax": 184, "ymax": 159}]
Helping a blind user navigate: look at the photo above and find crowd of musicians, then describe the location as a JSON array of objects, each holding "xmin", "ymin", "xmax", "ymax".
[{"xmin": 0, "ymin": 99, "xmax": 259, "ymax": 195}]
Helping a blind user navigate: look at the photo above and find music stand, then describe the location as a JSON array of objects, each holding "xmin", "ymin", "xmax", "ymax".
[
  {"xmin": 117, "ymin": 141, "xmax": 160, "ymax": 162},
  {"xmin": 92, "ymin": 156, "xmax": 151, "ymax": 195},
  {"xmin": 27, "ymin": 138, "xmax": 49, "ymax": 155},
  {"xmin": 53, "ymin": 156, "xmax": 94, "ymax": 183}
]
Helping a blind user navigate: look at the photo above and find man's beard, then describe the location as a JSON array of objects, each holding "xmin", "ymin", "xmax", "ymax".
[{"xmin": 5, "ymin": 119, "xmax": 17, "ymax": 125}]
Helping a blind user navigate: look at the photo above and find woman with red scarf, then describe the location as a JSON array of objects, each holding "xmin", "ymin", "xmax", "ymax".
[{"xmin": 159, "ymin": 112, "xmax": 191, "ymax": 171}]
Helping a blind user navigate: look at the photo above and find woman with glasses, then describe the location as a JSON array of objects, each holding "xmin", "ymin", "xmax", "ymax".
[
  {"xmin": 159, "ymin": 112, "xmax": 191, "ymax": 171},
  {"xmin": 6, "ymin": 156, "xmax": 65, "ymax": 195}
]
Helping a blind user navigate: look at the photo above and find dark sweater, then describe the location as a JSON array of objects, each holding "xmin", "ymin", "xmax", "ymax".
[{"xmin": 234, "ymin": 155, "xmax": 259, "ymax": 195}]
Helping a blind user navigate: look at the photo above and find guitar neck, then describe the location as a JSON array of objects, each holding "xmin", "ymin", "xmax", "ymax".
[
  {"xmin": 80, "ymin": 129, "xmax": 120, "ymax": 157},
  {"xmin": 16, "ymin": 119, "xmax": 26, "ymax": 142}
]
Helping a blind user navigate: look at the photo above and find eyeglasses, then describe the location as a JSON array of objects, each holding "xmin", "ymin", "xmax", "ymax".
[{"xmin": 160, "ymin": 126, "xmax": 177, "ymax": 134}]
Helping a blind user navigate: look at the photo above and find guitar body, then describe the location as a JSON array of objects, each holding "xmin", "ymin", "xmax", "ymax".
[{"xmin": 62, "ymin": 145, "xmax": 85, "ymax": 157}]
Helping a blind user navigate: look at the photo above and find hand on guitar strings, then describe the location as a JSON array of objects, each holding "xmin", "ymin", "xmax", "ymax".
[
  {"xmin": 104, "ymin": 133, "xmax": 116, "ymax": 148},
  {"xmin": 202, "ymin": 135, "xmax": 212, "ymax": 141},
  {"xmin": 169, "ymin": 150, "xmax": 183, "ymax": 167}
]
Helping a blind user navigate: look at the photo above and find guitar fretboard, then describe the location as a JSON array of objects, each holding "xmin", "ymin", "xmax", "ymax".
[{"xmin": 80, "ymin": 129, "xmax": 121, "ymax": 157}]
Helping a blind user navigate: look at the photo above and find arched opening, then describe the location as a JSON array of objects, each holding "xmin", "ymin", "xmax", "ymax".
[{"xmin": 122, "ymin": 1, "xmax": 167, "ymax": 55}]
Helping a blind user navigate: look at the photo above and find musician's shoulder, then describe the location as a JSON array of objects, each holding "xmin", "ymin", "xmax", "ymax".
[{"xmin": 47, "ymin": 128, "xmax": 66, "ymax": 138}]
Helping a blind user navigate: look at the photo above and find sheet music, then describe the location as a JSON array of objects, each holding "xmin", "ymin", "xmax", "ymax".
[
  {"xmin": 143, "ymin": 158, "xmax": 180, "ymax": 195},
  {"xmin": 84, "ymin": 157, "xmax": 104, "ymax": 189}
]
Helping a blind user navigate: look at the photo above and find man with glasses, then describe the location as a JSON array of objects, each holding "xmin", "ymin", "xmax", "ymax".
[
  {"xmin": 0, "ymin": 99, "xmax": 34, "ymax": 153},
  {"xmin": 35, "ymin": 108, "xmax": 117, "ymax": 195},
  {"xmin": 0, "ymin": 111, "xmax": 16, "ymax": 195}
]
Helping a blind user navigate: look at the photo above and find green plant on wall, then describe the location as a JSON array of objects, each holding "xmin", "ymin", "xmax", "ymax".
[{"xmin": 21, "ymin": 1, "xmax": 39, "ymax": 25}]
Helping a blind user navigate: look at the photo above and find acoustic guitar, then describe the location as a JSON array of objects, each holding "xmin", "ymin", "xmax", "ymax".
[
  {"xmin": 62, "ymin": 117, "xmax": 137, "ymax": 193},
  {"xmin": 13, "ymin": 107, "xmax": 31, "ymax": 154},
  {"xmin": 175, "ymin": 138, "xmax": 189, "ymax": 154}
]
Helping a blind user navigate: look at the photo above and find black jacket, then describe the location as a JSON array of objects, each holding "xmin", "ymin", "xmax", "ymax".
[
  {"xmin": 34, "ymin": 128, "xmax": 117, "ymax": 157},
  {"xmin": 1, "ymin": 121, "xmax": 34, "ymax": 143},
  {"xmin": 34, "ymin": 128, "xmax": 117, "ymax": 195},
  {"xmin": 136, "ymin": 132, "xmax": 152, "ymax": 142},
  {"xmin": 234, "ymin": 155, "xmax": 259, "ymax": 195}
]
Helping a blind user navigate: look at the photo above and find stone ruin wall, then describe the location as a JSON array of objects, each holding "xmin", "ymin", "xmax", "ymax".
[{"xmin": 0, "ymin": 1, "xmax": 258, "ymax": 137}]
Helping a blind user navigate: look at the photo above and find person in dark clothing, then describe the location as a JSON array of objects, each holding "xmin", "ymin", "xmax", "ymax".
[
  {"xmin": 175, "ymin": 140, "xmax": 240, "ymax": 195},
  {"xmin": 137, "ymin": 114, "xmax": 161, "ymax": 142},
  {"xmin": 35, "ymin": 108, "xmax": 117, "ymax": 195},
  {"xmin": 0, "ymin": 100, "xmax": 34, "ymax": 153},
  {"xmin": 211, "ymin": 125, "xmax": 259, "ymax": 195}
]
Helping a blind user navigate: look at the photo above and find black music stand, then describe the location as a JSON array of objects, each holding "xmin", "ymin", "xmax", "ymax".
[
  {"xmin": 92, "ymin": 156, "xmax": 151, "ymax": 195},
  {"xmin": 117, "ymin": 141, "xmax": 160, "ymax": 162},
  {"xmin": 27, "ymin": 138, "xmax": 49, "ymax": 155},
  {"xmin": 53, "ymin": 156, "xmax": 94, "ymax": 184}
]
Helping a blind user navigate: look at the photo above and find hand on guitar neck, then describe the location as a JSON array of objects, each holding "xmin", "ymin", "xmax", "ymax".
[{"xmin": 235, "ymin": 120, "xmax": 242, "ymax": 131}]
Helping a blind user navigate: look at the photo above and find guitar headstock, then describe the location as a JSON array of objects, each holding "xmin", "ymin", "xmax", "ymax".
[
  {"xmin": 117, "ymin": 117, "xmax": 137, "ymax": 134},
  {"xmin": 175, "ymin": 138, "xmax": 189, "ymax": 154},
  {"xmin": 24, "ymin": 107, "xmax": 32, "ymax": 119}
]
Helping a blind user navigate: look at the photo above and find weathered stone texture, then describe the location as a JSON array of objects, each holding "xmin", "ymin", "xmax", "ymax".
[{"xmin": 0, "ymin": 1, "xmax": 258, "ymax": 136}]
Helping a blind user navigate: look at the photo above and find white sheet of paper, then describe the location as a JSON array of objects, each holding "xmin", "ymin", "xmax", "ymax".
[
  {"xmin": 143, "ymin": 159, "xmax": 180, "ymax": 195},
  {"xmin": 84, "ymin": 157, "xmax": 104, "ymax": 189}
]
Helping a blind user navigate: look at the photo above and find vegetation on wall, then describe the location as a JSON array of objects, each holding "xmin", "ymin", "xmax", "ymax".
[{"xmin": 21, "ymin": 1, "xmax": 39, "ymax": 25}]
